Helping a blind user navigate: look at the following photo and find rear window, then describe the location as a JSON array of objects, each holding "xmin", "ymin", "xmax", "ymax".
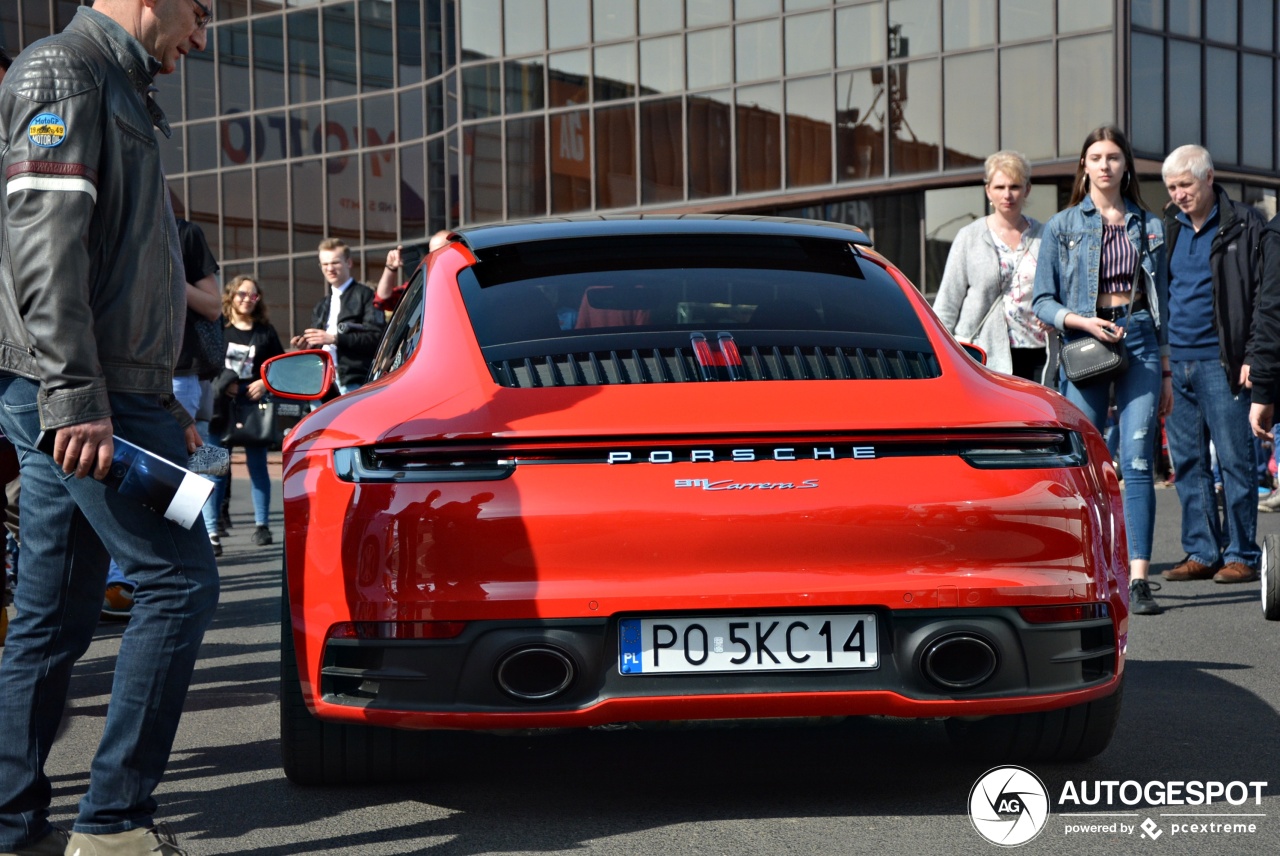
[{"xmin": 460, "ymin": 233, "xmax": 938, "ymax": 386}]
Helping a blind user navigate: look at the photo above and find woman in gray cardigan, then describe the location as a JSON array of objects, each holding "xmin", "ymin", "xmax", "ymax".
[{"xmin": 933, "ymin": 151, "xmax": 1046, "ymax": 381}]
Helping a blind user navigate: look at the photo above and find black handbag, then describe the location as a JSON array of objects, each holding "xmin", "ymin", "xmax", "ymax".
[
  {"xmin": 1059, "ymin": 225, "xmax": 1147, "ymax": 386},
  {"xmin": 1060, "ymin": 335, "xmax": 1129, "ymax": 384},
  {"xmin": 220, "ymin": 395, "xmax": 278, "ymax": 447}
]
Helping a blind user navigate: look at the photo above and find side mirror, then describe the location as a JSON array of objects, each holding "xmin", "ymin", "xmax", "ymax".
[
  {"xmin": 261, "ymin": 350, "xmax": 334, "ymax": 399},
  {"xmin": 961, "ymin": 343, "xmax": 987, "ymax": 365}
]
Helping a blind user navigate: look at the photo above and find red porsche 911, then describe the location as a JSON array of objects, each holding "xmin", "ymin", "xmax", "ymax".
[{"xmin": 265, "ymin": 216, "xmax": 1128, "ymax": 785}]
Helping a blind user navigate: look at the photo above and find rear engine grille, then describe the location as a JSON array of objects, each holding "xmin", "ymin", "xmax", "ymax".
[{"xmin": 489, "ymin": 345, "xmax": 941, "ymax": 388}]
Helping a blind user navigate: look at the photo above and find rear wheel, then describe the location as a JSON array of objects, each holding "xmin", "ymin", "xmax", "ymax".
[
  {"xmin": 1263, "ymin": 535, "xmax": 1280, "ymax": 621},
  {"xmin": 279, "ymin": 574, "xmax": 435, "ymax": 785},
  {"xmin": 945, "ymin": 682, "xmax": 1123, "ymax": 763}
]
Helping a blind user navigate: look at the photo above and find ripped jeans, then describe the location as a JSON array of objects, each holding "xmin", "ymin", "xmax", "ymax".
[{"xmin": 1060, "ymin": 311, "xmax": 1161, "ymax": 562}]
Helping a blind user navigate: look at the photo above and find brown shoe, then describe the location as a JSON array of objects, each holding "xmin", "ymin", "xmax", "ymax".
[
  {"xmin": 1213, "ymin": 562, "xmax": 1259, "ymax": 584},
  {"xmin": 1163, "ymin": 557, "xmax": 1218, "ymax": 581}
]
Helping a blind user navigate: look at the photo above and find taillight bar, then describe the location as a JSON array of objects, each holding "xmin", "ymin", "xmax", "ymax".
[
  {"xmin": 327, "ymin": 621, "xmax": 468, "ymax": 640},
  {"xmin": 1017, "ymin": 603, "xmax": 1110, "ymax": 624}
]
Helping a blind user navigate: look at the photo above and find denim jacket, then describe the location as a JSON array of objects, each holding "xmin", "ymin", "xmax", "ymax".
[{"xmin": 1032, "ymin": 196, "xmax": 1169, "ymax": 356}]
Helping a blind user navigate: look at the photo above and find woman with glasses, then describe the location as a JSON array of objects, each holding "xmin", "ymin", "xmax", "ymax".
[{"xmin": 208, "ymin": 275, "xmax": 284, "ymax": 551}]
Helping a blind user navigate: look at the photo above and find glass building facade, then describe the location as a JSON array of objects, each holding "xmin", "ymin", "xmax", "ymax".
[{"xmin": 3, "ymin": 0, "xmax": 1279, "ymax": 337}]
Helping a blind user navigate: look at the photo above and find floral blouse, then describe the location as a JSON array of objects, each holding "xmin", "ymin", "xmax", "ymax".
[{"xmin": 992, "ymin": 221, "xmax": 1046, "ymax": 348}]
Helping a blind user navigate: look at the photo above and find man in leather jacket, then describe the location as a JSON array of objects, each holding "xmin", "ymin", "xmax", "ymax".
[
  {"xmin": 0, "ymin": 3, "xmax": 216, "ymax": 854},
  {"xmin": 1160, "ymin": 145, "xmax": 1265, "ymax": 586},
  {"xmin": 291, "ymin": 237, "xmax": 387, "ymax": 394}
]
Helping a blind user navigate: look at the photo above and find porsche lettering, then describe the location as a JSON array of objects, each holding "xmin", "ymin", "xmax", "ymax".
[{"xmin": 606, "ymin": 446, "xmax": 875, "ymax": 464}]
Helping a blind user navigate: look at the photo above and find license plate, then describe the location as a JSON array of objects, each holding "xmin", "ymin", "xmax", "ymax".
[{"xmin": 618, "ymin": 613, "xmax": 878, "ymax": 675}]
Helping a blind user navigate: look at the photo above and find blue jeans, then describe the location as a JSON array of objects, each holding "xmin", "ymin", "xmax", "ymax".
[
  {"xmin": 0, "ymin": 376, "xmax": 219, "ymax": 846},
  {"xmin": 1165, "ymin": 358, "xmax": 1260, "ymax": 568},
  {"xmin": 1059, "ymin": 312, "xmax": 1161, "ymax": 562},
  {"xmin": 207, "ymin": 433, "xmax": 272, "ymax": 528},
  {"xmin": 109, "ymin": 374, "xmax": 216, "ymax": 583}
]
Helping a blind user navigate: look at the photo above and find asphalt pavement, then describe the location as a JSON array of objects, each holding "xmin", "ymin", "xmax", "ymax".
[{"xmin": 10, "ymin": 463, "xmax": 1280, "ymax": 855}]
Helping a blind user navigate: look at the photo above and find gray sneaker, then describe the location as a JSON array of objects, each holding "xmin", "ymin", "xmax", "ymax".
[
  {"xmin": 187, "ymin": 444, "xmax": 230, "ymax": 477},
  {"xmin": 1259, "ymin": 490, "xmax": 1280, "ymax": 513},
  {"xmin": 65, "ymin": 825, "xmax": 186, "ymax": 856}
]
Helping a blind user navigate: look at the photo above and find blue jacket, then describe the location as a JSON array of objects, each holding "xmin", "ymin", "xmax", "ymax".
[{"xmin": 1032, "ymin": 196, "xmax": 1170, "ymax": 355}]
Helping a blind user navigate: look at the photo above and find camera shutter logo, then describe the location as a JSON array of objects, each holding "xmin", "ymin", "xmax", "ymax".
[{"xmin": 969, "ymin": 766, "xmax": 1050, "ymax": 847}]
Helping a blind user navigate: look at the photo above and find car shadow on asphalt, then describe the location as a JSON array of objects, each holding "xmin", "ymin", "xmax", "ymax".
[{"xmin": 147, "ymin": 655, "xmax": 1275, "ymax": 854}]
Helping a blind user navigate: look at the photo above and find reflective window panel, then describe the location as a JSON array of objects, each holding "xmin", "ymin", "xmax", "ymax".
[
  {"xmin": 785, "ymin": 11, "xmax": 832, "ymax": 76},
  {"xmin": 1000, "ymin": 43, "xmax": 1055, "ymax": 160},
  {"xmin": 943, "ymin": 0, "xmax": 995, "ymax": 51},
  {"xmin": 291, "ymin": 158, "xmax": 324, "ymax": 253},
  {"xmin": 943, "ymin": 51, "xmax": 994, "ymax": 169},
  {"xmin": 688, "ymin": 90, "xmax": 732, "ymax": 198},
  {"xmin": 735, "ymin": 19, "xmax": 781, "ymax": 82},
  {"xmin": 889, "ymin": 0, "xmax": 940, "ymax": 57},
  {"xmin": 1204, "ymin": 47, "xmax": 1237, "ymax": 165},
  {"xmin": 223, "ymin": 168, "xmax": 255, "ymax": 261},
  {"xmin": 1000, "ymin": 0, "xmax": 1053, "ymax": 41},
  {"xmin": 548, "ymin": 0, "xmax": 591, "ymax": 49},
  {"xmin": 465, "ymin": 121, "xmax": 505, "ymax": 222},
  {"xmin": 595, "ymin": 105, "xmax": 637, "ymax": 208},
  {"xmin": 736, "ymin": 83, "xmax": 781, "ymax": 193},
  {"xmin": 287, "ymin": 8, "xmax": 322, "ymax": 105},
  {"xmin": 594, "ymin": 0, "xmax": 637, "ymax": 41},
  {"xmin": 1057, "ymin": 0, "xmax": 1111, "ymax": 34},
  {"xmin": 835, "ymin": 68, "xmax": 885, "ymax": 180},
  {"xmin": 360, "ymin": 0, "xmax": 394, "ymax": 92},
  {"xmin": 324, "ymin": 3, "xmax": 358, "ymax": 100},
  {"xmin": 507, "ymin": 115, "xmax": 548, "ymax": 217},
  {"xmin": 594, "ymin": 42, "xmax": 637, "ymax": 101},
  {"xmin": 640, "ymin": 97, "xmax": 685, "ymax": 203},
  {"xmin": 461, "ymin": 0, "xmax": 502, "ymax": 59},
  {"xmin": 401, "ymin": 142, "xmax": 427, "ymax": 238},
  {"xmin": 640, "ymin": 35, "xmax": 684, "ymax": 94},
  {"xmin": 835, "ymin": 3, "xmax": 886, "ymax": 68},
  {"xmin": 253, "ymin": 15, "xmax": 286, "ymax": 110},
  {"xmin": 1167, "ymin": 39, "xmax": 1200, "ymax": 150},
  {"xmin": 786, "ymin": 75, "xmax": 833, "ymax": 188},
  {"xmin": 1241, "ymin": 0, "xmax": 1273, "ymax": 51},
  {"xmin": 1129, "ymin": 33, "xmax": 1164, "ymax": 156},
  {"xmin": 551, "ymin": 109, "xmax": 592, "ymax": 212},
  {"xmin": 505, "ymin": 0, "xmax": 547, "ymax": 55},
  {"xmin": 889, "ymin": 59, "xmax": 940, "ymax": 175},
  {"xmin": 1241, "ymin": 53, "xmax": 1273, "ymax": 171},
  {"xmin": 640, "ymin": 0, "xmax": 684, "ymax": 34},
  {"xmin": 1057, "ymin": 34, "xmax": 1113, "ymax": 157},
  {"xmin": 506, "ymin": 60, "xmax": 546, "ymax": 113},
  {"xmin": 257, "ymin": 164, "xmax": 290, "ymax": 257},
  {"xmin": 549, "ymin": 50, "xmax": 590, "ymax": 107},
  {"xmin": 687, "ymin": 27, "xmax": 732, "ymax": 89},
  {"xmin": 327, "ymin": 149, "xmax": 362, "ymax": 241}
]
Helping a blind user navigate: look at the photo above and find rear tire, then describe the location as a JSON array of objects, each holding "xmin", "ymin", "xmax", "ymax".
[
  {"xmin": 1263, "ymin": 535, "xmax": 1280, "ymax": 621},
  {"xmin": 279, "ymin": 574, "xmax": 435, "ymax": 785},
  {"xmin": 945, "ymin": 682, "xmax": 1123, "ymax": 763}
]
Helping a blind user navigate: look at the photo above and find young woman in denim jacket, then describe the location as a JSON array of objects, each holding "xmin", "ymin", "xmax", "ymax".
[{"xmin": 1032, "ymin": 126, "xmax": 1172, "ymax": 617}]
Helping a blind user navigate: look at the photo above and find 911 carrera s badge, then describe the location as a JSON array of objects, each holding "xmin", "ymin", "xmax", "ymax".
[
  {"xmin": 28, "ymin": 113, "xmax": 67, "ymax": 148},
  {"xmin": 675, "ymin": 478, "xmax": 818, "ymax": 491}
]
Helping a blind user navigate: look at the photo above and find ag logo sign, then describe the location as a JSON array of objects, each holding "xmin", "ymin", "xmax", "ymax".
[{"xmin": 968, "ymin": 766, "xmax": 1050, "ymax": 846}]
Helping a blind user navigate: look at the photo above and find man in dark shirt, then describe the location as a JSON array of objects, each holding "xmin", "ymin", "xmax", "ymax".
[
  {"xmin": 1161, "ymin": 145, "xmax": 1265, "ymax": 585},
  {"xmin": 291, "ymin": 237, "xmax": 385, "ymax": 394}
]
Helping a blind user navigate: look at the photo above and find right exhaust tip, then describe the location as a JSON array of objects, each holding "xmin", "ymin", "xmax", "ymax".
[
  {"xmin": 496, "ymin": 645, "xmax": 576, "ymax": 701},
  {"xmin": 921, "ymin": 633, "xmax": 998, "ymax": 690}
]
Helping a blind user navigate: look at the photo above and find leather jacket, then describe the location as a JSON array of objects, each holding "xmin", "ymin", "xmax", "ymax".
[
  {"xmin": 1032, "ymin": 196, "xmax": 1170, "ymax": 355},
  {"xmin": 308, "ymin": 280, "xmax": 387, "ymax": 389},
  {"xmin": 0, "ymin": 8, "xmax": 188, "ymax": 430}
]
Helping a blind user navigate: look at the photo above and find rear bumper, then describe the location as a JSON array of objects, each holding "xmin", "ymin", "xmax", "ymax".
[{"xmin": 307, "ymin": 606, "xmax": 1121, "ymax": 729}]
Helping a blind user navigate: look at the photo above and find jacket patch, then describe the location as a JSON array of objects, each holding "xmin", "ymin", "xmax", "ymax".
[{"xmin": 27, "ymin": 113, "xmax": 67, "ymax": 148}]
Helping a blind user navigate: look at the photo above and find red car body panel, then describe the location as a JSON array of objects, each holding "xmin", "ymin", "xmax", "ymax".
[{"xmin": 278, "ymin": 220, "xmax": 1128, "ymax": 738}]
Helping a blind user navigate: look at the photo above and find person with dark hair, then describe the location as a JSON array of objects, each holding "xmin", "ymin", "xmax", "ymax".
[
  {"xmin": 1033, "ymin": 126, "xmax": 1172, "ymax": 616},
  {"xmin": 1159, "ymin": 145, "xmax": 1265, "ymax": 585},
  {"xmin": 0, "ymin": 2, "xmax": 216, "ymax": 854}
]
